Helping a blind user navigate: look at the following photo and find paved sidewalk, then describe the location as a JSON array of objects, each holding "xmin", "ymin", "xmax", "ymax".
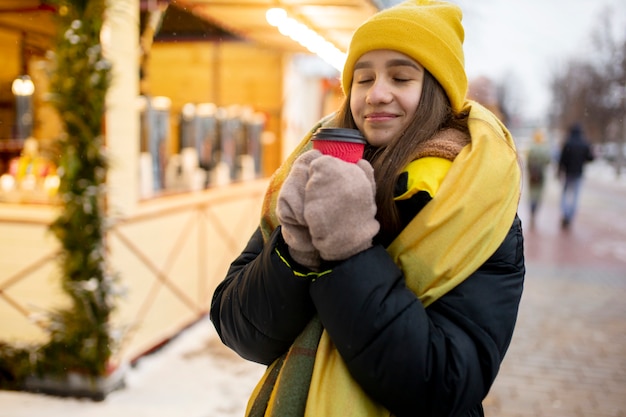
[
  {"xmin": 484, "ymin": 166, "xmax": 626, "ymax": 417},
  {"xmin": 483, "ymin": 263, "xmax": 626, "ymax": 417}
]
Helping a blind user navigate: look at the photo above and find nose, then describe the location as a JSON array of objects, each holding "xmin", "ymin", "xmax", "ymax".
[{"xmin": 366, "ymin": 78, "xmax": 392, "ymax": 105}]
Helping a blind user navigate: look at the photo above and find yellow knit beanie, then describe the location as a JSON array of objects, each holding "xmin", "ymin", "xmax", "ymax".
[{"xmin": 342, "ymin": 0, "xmax": 467, "ymax": 112}]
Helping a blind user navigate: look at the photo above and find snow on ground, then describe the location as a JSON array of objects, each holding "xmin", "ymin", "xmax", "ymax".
[
  {"xmin": 585, "ymin": 158, "xmax": 626, "ymax": 188},
  {"xmin": 0, "ymin": 317, "xmax": 266, "ymax": 417}
]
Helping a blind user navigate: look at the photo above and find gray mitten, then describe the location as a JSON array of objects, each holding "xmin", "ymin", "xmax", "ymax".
[
  {"xmin": 276, "ymin": 150, "xmax": 323, "ymax": 269},
  {"xmin": 304, "ymin": 156, "xmax": 379, "ymax": 261}
]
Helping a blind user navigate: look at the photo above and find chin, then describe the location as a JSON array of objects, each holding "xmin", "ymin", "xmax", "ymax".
[{"xmin": 365, "ymin": 135, "xmax": 393, "ymax": 148}]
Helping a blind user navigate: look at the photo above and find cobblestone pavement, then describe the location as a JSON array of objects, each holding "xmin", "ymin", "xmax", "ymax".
[{"xmin": 483, "ymin": 172, "xmax": 626, "ymax": 417}]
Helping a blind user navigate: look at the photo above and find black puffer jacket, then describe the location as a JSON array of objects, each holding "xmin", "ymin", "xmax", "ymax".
[
  {"xmin": 558, "ymin": 124, "xmax": 594, "ymax": 178},
  {"xmin": 210, "ymin": 215, "xmax": 524, "ymax": 417}
]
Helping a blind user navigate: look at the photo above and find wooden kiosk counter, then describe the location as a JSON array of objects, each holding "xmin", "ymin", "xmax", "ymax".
[{"xmin": 0, "ymin": 178, "xmax": 267, "ymax": 364}]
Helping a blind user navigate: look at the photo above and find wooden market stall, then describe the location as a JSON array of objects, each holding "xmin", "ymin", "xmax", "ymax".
[{"xmin": 0, "ymin": 0, "xmax": 280, "ymax": 370}]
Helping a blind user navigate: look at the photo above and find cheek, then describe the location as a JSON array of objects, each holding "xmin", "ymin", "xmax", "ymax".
[
  {"xmin": 349, "ymin": 91, "xmax": 359, "ymax": 113},
  {"xmin": 405, "ymin": 91, "xmax": 422, "ymax": 117},
  {"xmin": 415, "ymin": 83, "xmax": 424, "ymax": 108},
  {"xmin": 350, "ymin": 94, "xmax": 364, "ymax": 125}
]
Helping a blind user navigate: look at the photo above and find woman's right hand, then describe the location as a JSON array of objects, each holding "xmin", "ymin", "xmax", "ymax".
[{"xmin": 276, "ymin": 150, "xmax": 323, "ymax": 270}]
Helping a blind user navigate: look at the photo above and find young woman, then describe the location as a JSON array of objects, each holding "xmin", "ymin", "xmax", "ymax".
[{"xmin": 210, "ymin": 1, "xmax": 525, "ymax": 416}]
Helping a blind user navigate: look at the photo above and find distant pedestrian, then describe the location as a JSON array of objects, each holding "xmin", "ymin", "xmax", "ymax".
[
  {"xmin": 558, "ymin": 123, "xmax": 594, "ymax": 229},
  {"xmin": 526, "ymin": 129, "xmax": 552, "ymax": 228}
]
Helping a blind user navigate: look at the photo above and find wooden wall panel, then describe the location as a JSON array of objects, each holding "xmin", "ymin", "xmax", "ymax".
[
  {"xmin": 147, "ymin": 41, "xmax": 284, "ymax": 175},
  {"xmin": 0, "ymin": 179, "xmax": 268, "ymax": 363},
  {"xmin": 0, "ymin": 29, "xmax": 21, "ymax": 139}
]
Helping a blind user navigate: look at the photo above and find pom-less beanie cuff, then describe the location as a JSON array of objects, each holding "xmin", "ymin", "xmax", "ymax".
[{"xmin": 342, "ymin": 0, "xmax": 467, "ymax": 113}]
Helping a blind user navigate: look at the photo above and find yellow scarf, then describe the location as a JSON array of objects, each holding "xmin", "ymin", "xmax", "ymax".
[{"xmin": 254, "ymin": 100, "xmax": 521, "ymax": 416}]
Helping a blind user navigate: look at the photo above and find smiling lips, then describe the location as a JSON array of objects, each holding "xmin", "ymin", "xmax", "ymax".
[{"xmin": 365, "ymin": 112, "xmax": 397, "ymax": 122}]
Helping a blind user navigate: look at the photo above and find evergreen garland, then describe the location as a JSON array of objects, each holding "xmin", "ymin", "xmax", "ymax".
[{"xmin": 0, "ymin": 0, "xmax": 120, "ymax": 391}]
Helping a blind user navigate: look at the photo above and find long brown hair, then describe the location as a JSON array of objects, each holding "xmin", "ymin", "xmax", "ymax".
[{"xmin": 333, "ymin": 70, "xmax": 469, "ymax": 242}]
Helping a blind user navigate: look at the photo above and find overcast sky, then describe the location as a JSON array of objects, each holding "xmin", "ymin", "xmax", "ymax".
[{"xmin": 451, "ymin": 0, "xmax": 626, "ymax": 122}]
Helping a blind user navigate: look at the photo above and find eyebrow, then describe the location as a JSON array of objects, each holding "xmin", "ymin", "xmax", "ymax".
[{"xmin": 354, "ymin": 58, "xmax": 422, "ymax": 71}]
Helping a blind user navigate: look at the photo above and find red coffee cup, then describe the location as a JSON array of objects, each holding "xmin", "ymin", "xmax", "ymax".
[{"xmin": 311, "ymin": 128, "xmax": 366, "ymax": 163}]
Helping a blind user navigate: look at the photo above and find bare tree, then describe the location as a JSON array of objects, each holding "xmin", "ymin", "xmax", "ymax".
[
  {"xmin": 549, "ymin": 6, "xmax": 626, "ymax": 175},
  {"xmin": 494, "ymin": 71, "xmax": 524, "ymax": 128}
]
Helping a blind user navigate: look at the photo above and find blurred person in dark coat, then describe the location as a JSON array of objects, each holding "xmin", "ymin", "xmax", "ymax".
[{"xmin": 558, "ymin": 123, "xmax": 594, "ymax": 229}]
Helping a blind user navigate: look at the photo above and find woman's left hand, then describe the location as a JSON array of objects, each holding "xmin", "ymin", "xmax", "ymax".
[{"xmin": 304, "ymin": 156, "xmax": 379, "ymax": 261}]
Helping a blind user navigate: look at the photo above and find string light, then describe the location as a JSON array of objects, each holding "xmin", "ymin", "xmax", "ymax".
[
  {"xmin": 266, "ymin": 7, "xmax": 345, "ymax": 71},
  {"xmin": 11, "ymin": 75, "xmax": 35, "ymax": 96}
]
